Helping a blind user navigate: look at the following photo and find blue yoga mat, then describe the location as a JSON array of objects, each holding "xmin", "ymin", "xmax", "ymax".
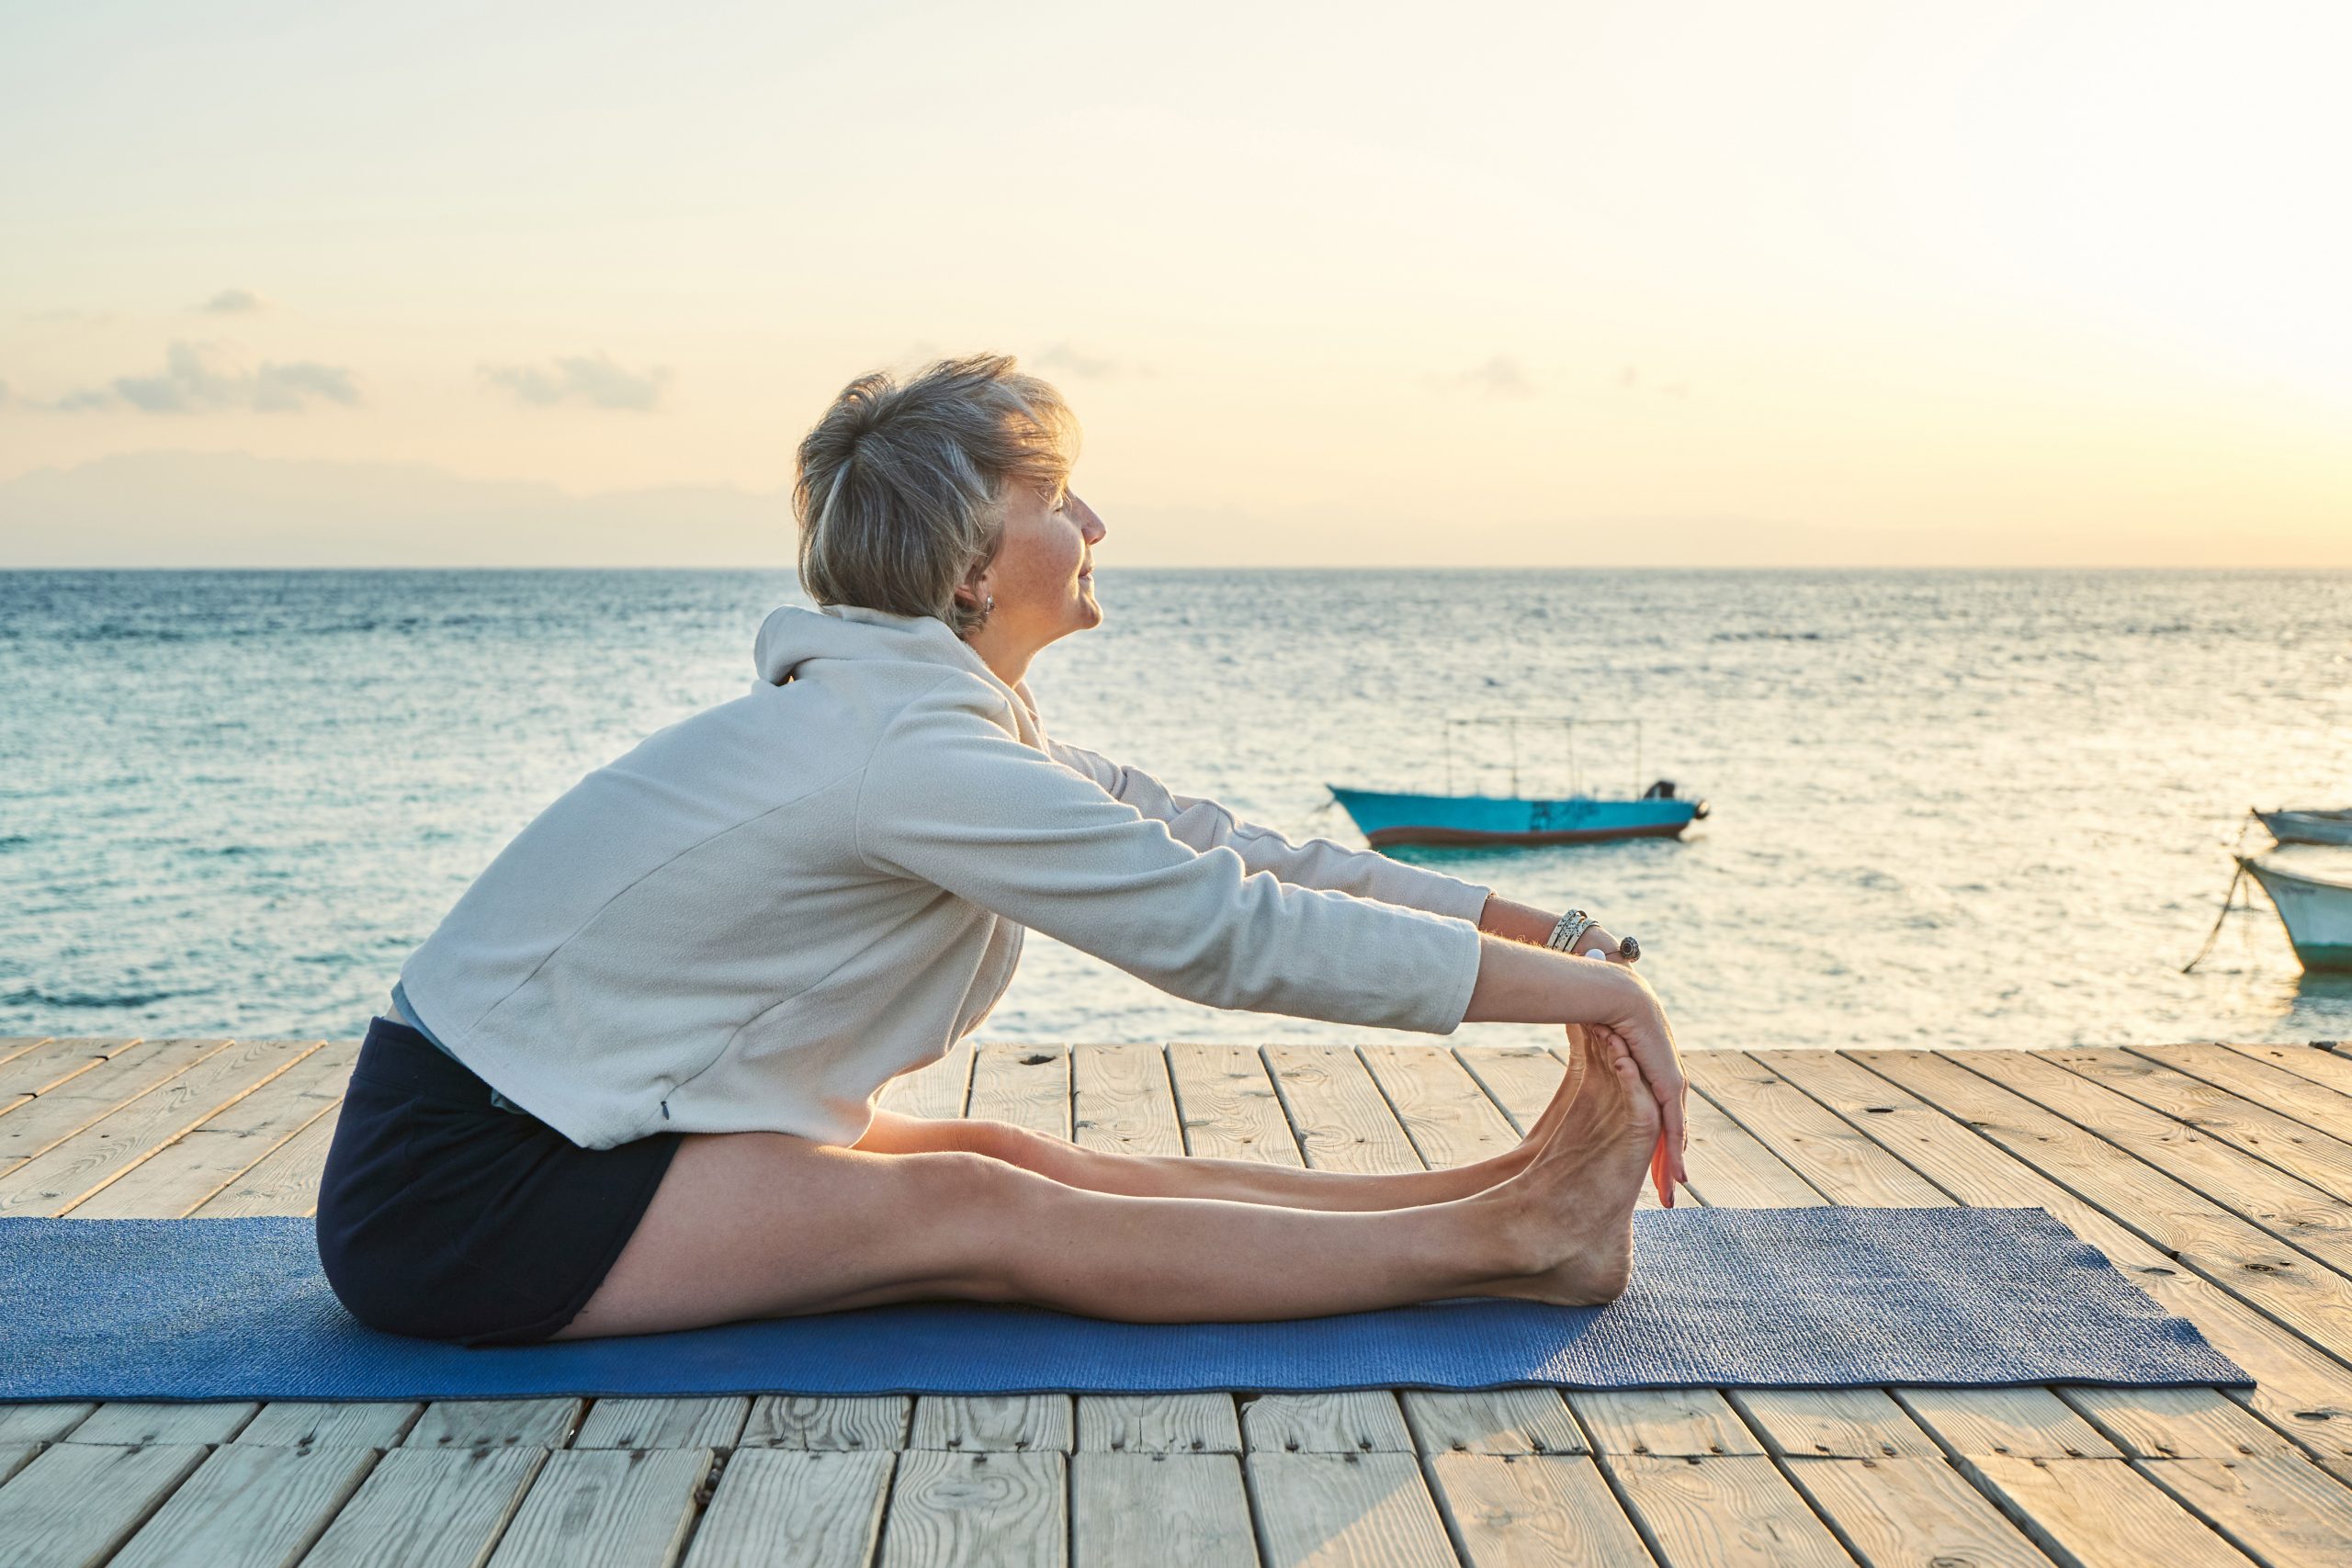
[{"xmin": 0, "ymin": 1208, "xmax": 2245, "ymax": 1402}]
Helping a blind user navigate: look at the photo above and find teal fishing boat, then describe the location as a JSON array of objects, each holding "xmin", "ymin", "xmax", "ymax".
[{"xmin": 1329, "ymin": 718, "xmax": 1708, "ymax": 849}]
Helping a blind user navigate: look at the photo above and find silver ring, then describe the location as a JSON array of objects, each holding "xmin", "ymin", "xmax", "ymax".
[{"xmin": 1618, "ymin": 935, "xmax": 1641, "ymax": 963}]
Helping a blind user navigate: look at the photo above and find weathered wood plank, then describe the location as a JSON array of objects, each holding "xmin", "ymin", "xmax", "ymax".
[
  {"xmin": 1399, "ymin": 1390, "xmax": 1587, "ymax": 1457},
  {"xmin": 1360, "ymin": 1044, "xmax": 1519, "ymax": 1170},
  {"xmin": 2148, "ymin": 1043, "xmax": 2352, "ymax": 1141},
  {"xmin": 237, "ymin": 1401, "xmax": 423, "ymax": 1450},
  {"xmin": 1962, "ymin": 1456, "xmax": 2256, "ymax": 1567},
  {"xmin": 1685, "ymin": 1053, "xmax": 1949, "ymax": 1207},
  {"xmin": 485, "ymin": 1447, "xmax": 708, "ymax": 1568},
  {"xmin": 1814, "ymin": 1048, "xmax": 2352, "ymax": 1461},
  {"xmin": 874, "ymin": 1043, "xmax": 974, "ymax": 1121},
  {"xmin": 0, "ymin": 1036, "xmax": 232, "ymax": 1170},
  {"xmin": 0, "ymin": 1403, "xmax": 92, "ymax": 1443},
  {"xmin": 0, "ymin": 1037, "xmax": 140, "ymax": 1112},
  {"xmin": 1567, "ymin": 1391, "xmax": 1765, "ymax": 1458},
  {"xmin": 0, "ymin": 1035, "xmax": 319, "ymax": 1216},
  {"xmin": 1894, "ymin": 1388, "xmax": 2120, "ymax": 1459},
  {"xmin": 683, "ymin": 1450, "xmax": 891, "ymax": 1568},
  {"xmin": 741, "ymin": 1395, "xmax": 909, "ymax": 1452},
  {"xmin": 878, "ymin": 1450, "xmax": 1066, "ymax": 1568},
  {"xmin": 1729, "ymin": 1389, "xmax": 1941, "ymax": 1460},
  {"xmin": 1168, "ymin": 1041, "xmax": 1299, "ymax": 1165},
  {"xmin": 1244, "ymin": 1393, "xmax": 1416, "ymax": 1455},
  {"xmin": 1072, "ymin": 1452, "xmax": 1257, "ymax": 1568},
  {"xmin": 68, "ymin": 1401, "xmax": 259, "ymax": 1446},
  {"xmin": 1075, "ymin": 1394, "xmax": 1241, "ymax": 1455},
  {"xmin": 406, "ymin": 1399, "xmax": 582, "ymax": 1451},
  {"xmin": 1071, "ymin": 1043, "xmax": 1185, "ymax": 1157},
  {"xmin": 0, "ymin": 1441, "xmax": 210, "ymax": 1568},
  {"xmin": 910, "ymin": 1394, "xmax": 1074, "ymax": 1453},
  {"xmin": 300, "ymin": 1446, "xmax": 546, "ymax": 1568},
  {"xmin": 107, "ymin": 1441, "xmax": 378, "ymax": 1568},
  {"xmin": 1451, "ymin": 1045, "xmax": 1566, "ymax": 1133},
  {"xmin": 2220, "ymin": 1043, "xmax": 2352, "ymax": 1103},
  {"xmin": 188, "ymin": 1110, "xmax": 337, "ymax": 1216},
  {"xmin": 2061, "ymin": 1387, "xmax": 2301, "ymax": 1461},
  {"xmin": 967, "ymin": 1041, "xmax": 1070, "ymax": 1135},
  {"xmin": 2089, "ymin": 1044, "xmax": 2352, "ymax": 1201},
  {"xmin": 2136, "ymin": 1454, "xmax": 2352, "ymax": 1568},
  {"xmin": 1264, "ymin": 1044, "xmax": 1421, "ymax": 1175},
  {"xmin": 574, "ymin": 1397, "xmax": 750, "ymax": 1450},
  {"xmin": 69, "ymin": 1038, "xmax": 350, "ymax": 1218},
  {"xmin": 1248, "ymin": 1451, "xmax": 1458, "ymax": 1568},
  {"xmin": 2005, "ymin": 1048, "xmax": 2352, "ymax": 1276},
  {"xmin": 0, "ymin": 1443, "xmax": 35, "ymax": 1486},
  {"xmin": 1781, "ymin": 1456, "xmax": 2056, "ymax": 1567},
  {"xmin": 1603, "ymin": 1453, "xmax": 1853, "ymax": 1566},
  {"xmin": 1427, "ymin": 1452, "xmax": 1653, "ymax": 1567}
]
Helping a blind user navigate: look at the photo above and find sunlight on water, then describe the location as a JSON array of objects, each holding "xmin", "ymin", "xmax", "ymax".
[{"xmin": 2, "ymin": 569, "xmax": 2346, "ymax": 1052}]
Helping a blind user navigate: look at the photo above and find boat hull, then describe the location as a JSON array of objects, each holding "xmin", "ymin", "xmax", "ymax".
[
  {"xmin": 2241, "ymin": 856, "xmax": 2352, "ymax": 971},
  {"xmin": 1330, "ymin": 787, "xmax": 1702, "ymax": 849},
  {"xmin": 2259, "ymin": 810, "xmax": 2352, "ymax": 848}
]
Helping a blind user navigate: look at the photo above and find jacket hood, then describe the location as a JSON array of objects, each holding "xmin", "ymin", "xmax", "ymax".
[
  {"xmin": 753, "ymin": 606, "xmax": 1043, "ymax": 741},
  {"xmin": 753, "ymin": 604, "xmax": 992, "ymax": 685}
]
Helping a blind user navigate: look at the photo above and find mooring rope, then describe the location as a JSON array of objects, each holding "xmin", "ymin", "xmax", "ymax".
[{"xmin": 2182, "ymin": 823, "xmax": 2254, "ymax": 975}]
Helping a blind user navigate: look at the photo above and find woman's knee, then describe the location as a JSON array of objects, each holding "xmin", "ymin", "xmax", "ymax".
[{"xmin": 963, "ymin": 1121, "xmax": 1093, "ymax": 1183}]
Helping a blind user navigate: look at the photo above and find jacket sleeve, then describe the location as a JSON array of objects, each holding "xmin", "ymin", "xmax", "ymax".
[
  {"xmin": 1044, "ymin": 736, "xmax": 1492, "ymax": 924},
  {"xmin": 857, "ymin": 682, "xmax": 1484, "ymax": 1035}
]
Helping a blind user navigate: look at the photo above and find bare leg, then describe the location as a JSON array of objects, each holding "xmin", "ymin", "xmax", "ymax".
[
  {"xmin": 558, "ymin": 1033, "xmax": 1655, "ymax": 1339},
  {"xmin": 854, "ymin": 1032, "xmax": 1595, "ymax": 1214}
]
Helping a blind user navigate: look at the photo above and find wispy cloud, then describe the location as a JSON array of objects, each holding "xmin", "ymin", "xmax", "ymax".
[
  {"xmin": 53, "ymin": 341, "xmax": 360, "ymax": 413},
  {"xmin": 1430, "ymin": 355, "xmax": 1536, "ymax": 398},
  {"xmin": 200, "ymin": 288, "xmax": 266, "ymax": 314},
  {"xmin": 1033, "ymin": 343, "xmax": 1136, "ymax": 380},
  {"xmin": 1618, "ymin": 365, "xmax": 1690, "ymax": 398},
  {"xmin": 480, "ymin": 352, "xmax": 670, "ymax": 411}
]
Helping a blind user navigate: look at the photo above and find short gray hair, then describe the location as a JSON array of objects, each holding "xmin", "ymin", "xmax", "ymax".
[{"xmin": 794, "ymin": 355, "xmax": 1078, "ymax": 637}]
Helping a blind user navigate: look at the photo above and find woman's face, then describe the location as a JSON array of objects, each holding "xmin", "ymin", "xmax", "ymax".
[{"xmin": 970, "ymin": 481, "xmax": 1106, "ymax": 654}]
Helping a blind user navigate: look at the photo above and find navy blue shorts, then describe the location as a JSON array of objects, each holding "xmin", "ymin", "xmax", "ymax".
[{"xmin": 315, "ymin": 1017, "xmax": 683, "ymax": 1345}]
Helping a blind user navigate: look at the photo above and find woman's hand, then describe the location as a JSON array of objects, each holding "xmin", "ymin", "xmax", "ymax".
[
  {"xmin": 1577, "ymin": 922, "xmax": 1627, "ymax": 961},
  {"xmin": 1463, "ymin": 932, "xmax": 1689, "ymax": 1205},
  {"xmin": 1580, "ymin": 964, "xmax": 1688, "ymax": 1206}
]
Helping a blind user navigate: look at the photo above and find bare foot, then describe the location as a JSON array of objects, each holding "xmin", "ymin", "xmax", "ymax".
[
  {"xmin": 1509, "ymin": 1025, "xmax": 1592, "ymax": 1162},
  {"xmin": 1483, "ymin": 1036, "xmax": 1659, "ymax": 1305}
]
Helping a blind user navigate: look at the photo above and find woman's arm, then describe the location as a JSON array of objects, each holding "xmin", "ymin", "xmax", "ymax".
[{"xmin": 1044, "ymin": 737, "xmax": 1492, "ymax": 923}]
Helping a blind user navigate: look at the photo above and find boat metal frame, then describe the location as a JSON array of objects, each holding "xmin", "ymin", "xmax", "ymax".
[{"xmin": 1442, "ymin": 716, "xmax": 1645, "ymax": 800}]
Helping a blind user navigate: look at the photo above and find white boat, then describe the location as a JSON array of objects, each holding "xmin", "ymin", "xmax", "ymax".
[
  {"xmin": 2257, "ymin": 808, "xmax": 2352, "ymax": 847},
  {"xmin": 2239, "ymin": 853, "xmax": 2352, "ymax": 972}
]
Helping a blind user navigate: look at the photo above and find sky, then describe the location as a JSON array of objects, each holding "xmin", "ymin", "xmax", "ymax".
[{"xmin": 2, "ymin": 0, "xmax": 2347, "ymax": 567}]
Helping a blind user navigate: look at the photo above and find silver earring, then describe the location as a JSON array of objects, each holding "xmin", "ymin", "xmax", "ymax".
[{"xmin": 984, "ymin": 593, "xmax": 994, "ymax": 614}]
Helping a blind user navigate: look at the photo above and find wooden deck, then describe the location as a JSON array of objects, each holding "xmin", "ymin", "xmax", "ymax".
[{"xmin": 5, "ymin": 1036, "xmax": 2352, "ymax": 1565}]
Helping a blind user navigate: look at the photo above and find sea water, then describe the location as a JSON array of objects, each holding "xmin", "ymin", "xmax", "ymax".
[{"xmin": 2, "ymin": 568, "xmax": 2346, "ymax": 1052}]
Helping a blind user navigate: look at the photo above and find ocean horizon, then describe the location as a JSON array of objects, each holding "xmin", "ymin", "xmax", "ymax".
[{"xmin": 4, "ymin": 566, "xmax": 2346, "ymax": 1052}]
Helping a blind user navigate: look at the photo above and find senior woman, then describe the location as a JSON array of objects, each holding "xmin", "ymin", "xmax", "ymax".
[{"xmin": 316, "ymin": 355, "xmax": 1690, "ymax": 1346}]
